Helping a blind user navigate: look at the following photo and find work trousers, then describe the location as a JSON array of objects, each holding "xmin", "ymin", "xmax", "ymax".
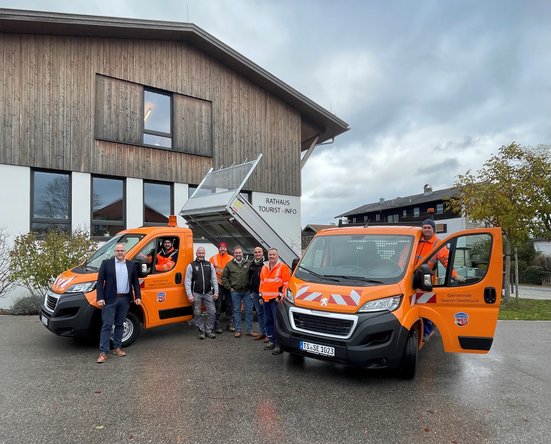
[
  {"xmin": 215, "ymin": 286, "xmax": 234, "ymax": 329},
  {"xmin": 192, "ymin": 291, "xmax": 216, "ymax": 334},
  {"xmin": 250, "ymin": 291, "xmax": 266, "ymax": 335}
]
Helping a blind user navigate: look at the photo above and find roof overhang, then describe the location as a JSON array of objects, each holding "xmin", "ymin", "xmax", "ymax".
[{"xmin": 0, "ymin": 8, "xmax": 350, "ymax": 147}]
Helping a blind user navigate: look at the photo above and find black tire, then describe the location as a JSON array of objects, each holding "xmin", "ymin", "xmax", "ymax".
[
  {"xmin": 110, "ymin": 310, "xmax": 142, "ymax": 348},
  {"xmin": 398, "ymin": 329, "xmax": 418, "ymax": 380}
]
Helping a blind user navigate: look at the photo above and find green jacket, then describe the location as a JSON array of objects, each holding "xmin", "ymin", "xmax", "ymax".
[{"xmin": 222, "ymin": 258, "xmax": 251, "ymax": 292}]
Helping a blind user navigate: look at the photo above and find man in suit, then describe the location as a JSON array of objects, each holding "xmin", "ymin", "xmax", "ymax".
[{"xmin": 96, "ymin": 243, "xmax": 142, "ymax": 363}]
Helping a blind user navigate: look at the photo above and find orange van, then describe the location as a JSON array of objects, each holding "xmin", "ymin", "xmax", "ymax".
[
  {"xmin": 40, "ymin": 224, "xmax": 195, "ymax": 347},
  {"xmin": 276, "ymin": 226, "xmax": 503, "ymax": 378}
]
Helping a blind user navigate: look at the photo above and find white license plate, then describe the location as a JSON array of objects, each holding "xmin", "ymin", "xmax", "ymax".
[
  {"xmin": 40, "ymin": 314, "xmax": 48, "ymax": 327},
  {"xmin": 300, "ymin": 340, "xmax": 335, "ymax": 357}
]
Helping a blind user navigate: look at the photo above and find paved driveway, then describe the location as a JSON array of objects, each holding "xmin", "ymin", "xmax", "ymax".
[{"xmin": 0, "ymin": 316, "xmax": 550, "ymax": 444}]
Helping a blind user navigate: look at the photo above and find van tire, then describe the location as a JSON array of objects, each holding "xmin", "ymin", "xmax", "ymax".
[
  {"xmin": 399, "ymin": 329, "xmax": 418, "ymax": 380},
  {"xmin": 110, "ymin": 310, "xmax": 141, "ymax": 348}
]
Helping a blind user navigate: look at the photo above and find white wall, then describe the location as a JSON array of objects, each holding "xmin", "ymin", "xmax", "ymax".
[
  {"xmin": 71, "ymin": 172, "xmax": 91, "ymax": 231},
  {"xmin": 126, "ymin": 178, "xmax": 143, "ymax": 228},
  {"xmin": 252, "ymin": 192, "xmax": 301, "ymax": 255},
  {"xmin": 0, "ymin": 165, "xmax": 30, "ymax": 237}
]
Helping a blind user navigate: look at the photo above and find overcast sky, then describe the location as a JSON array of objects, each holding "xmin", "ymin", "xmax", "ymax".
[{"xmin": 2, "ymin": 0, "xmax": 550, "ymax": 227}]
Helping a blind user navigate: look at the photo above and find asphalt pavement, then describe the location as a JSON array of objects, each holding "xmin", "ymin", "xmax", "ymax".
[{"xmin": 0, "ymin": 315, "xmax": 550, "ymax": 444}]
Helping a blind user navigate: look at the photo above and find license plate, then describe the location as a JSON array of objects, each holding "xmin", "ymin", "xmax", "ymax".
[
  {"xmin": 40, "ymin": 314, "xmax": 48, "ymax": 327},
  {"xmin": 300, "ymin": 340, "xmax": 335, "ymax": 357}
]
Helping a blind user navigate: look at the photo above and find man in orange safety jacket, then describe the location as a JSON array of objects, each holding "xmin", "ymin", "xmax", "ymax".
[
  {"xmin": 259, "ymin": 248, "xmax": 290, "ymax": 355},
  {"xmin": 210, "ymin": 242, "xmax": 234, "ymax": 333},
  {"xmin": 155, "ymin": 239, "xmax": 178, "ymax": 272}
]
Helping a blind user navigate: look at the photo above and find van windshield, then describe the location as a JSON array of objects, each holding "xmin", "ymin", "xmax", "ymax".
[
  {"xmin": 296, "ymin": 234, "xmax": 413, "ymax": 285},
  {"xmin": 83, "ymin": 234, "xmax": 145, "ymax": 270}
]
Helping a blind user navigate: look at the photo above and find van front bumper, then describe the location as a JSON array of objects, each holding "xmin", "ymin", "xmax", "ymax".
[
  {"xmin": 276, "ymin": 300, "xmax": 410, "ymax": 369},
  {"xmin": 39, "ymin": 291, "xmax": 99, "ymax": 338}
]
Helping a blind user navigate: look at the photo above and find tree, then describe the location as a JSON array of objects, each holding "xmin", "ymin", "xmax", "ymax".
[
  {"xmin": 9, "ymin": 229, "xmax": 98, "ymax": 298},
  {"xmin": 448, "ymin": 142, "xmax": 551, "ymax": 302}
]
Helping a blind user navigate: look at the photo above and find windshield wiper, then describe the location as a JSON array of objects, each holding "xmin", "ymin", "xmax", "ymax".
[
  {"xmin": 298, "ymin": 266, "xmax": 340, "ymax": 282},
  {"xmin": 325, "ymin": 275, "xmax": 384, "ymax": 284}
]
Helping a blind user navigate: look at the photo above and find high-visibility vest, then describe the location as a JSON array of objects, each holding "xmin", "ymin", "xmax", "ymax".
[
  {"xmin": 155, "ymin": 248, "xmax": 177, "ymax": 272},
  {"xmin": 259, "ymin": 261, "xmax": 291, "ymax": 301},
  {"xmin": 209, "ymin": 253, "xmax": 233, "ymax": 284}
]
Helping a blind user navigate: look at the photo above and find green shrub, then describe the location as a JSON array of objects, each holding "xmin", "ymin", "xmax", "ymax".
[
  {"xmin": 521, "ymin": 265, "xmax": 551, "ymax": 285},
  {"xmin": 10, "ymin": 295, "xmax": 43, "ymax": 315},
  {"xmin": 9, "ymin": 229, "xmax": 97, "ymax": 298}
]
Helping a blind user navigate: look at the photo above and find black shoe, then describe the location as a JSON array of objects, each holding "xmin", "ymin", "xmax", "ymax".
[
  {"xmin": 206, "ymin": 332, "xmax": 216, "ymax": 339},
  {"xmin": 215, "ymin": 328, "xmax": 223, "ymax": 334},
  {"xmin": 227, "ymin": 326, "xmax": 236, "ymax": 332},
  {"xmin": 271, "ymin": 346, "xmax": 283, "ymax": 355},
  {"xmin": 264, "ymin": 342, "xmax": 275, "ymax": 350},
  {"xmin": 198, "ymin": 332, "xmax": 205, "ymax": 340}
]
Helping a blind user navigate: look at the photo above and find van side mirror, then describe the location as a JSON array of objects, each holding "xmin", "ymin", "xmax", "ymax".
[
  {"xmin": 291, "ymin": 258, "xmax": 299, "ymax": 273},
  {"xmin": 135, "ymin": 260, "xmax": 149, "ymax": 278},
  {"xmin": 413, "ymin": 264, "xmax": 433, "ymax": 292}
]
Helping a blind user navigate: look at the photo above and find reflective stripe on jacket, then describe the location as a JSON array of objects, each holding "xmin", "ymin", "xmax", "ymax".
[{"xmin": 259, "ymin": 261, "xmax": 291, "ymax": 301}]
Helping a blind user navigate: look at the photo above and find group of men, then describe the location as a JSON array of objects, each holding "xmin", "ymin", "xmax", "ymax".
[{"xmin": 184, "ymin": 242, "xmax": 291, "ymax": 355}]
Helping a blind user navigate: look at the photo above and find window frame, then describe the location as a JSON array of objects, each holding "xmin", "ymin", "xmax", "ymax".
[
  {"xmin": 90, "ymin": 175, "xmax": 126, "ymax": 239},
  {"xmin": 30, "ymin": 169, "xmax": 71, "ymax": 233},
  {"xmin": 143, "ymin": 88, "xmax": 173, "ymax": 149},
  {"xmin": 143, "ymin": 180, "xmax": 174, "ymax": 226}
]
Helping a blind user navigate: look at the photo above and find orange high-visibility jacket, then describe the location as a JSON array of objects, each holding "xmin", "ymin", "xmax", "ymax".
[
  {"xmin": 415, "ymin": 235, "xmax": 458, "ymax": 279},
  {"xmin": 155, "ymin": 248, "xmax": 178, "ymax": 272},
  {"xmin": 209, "ymin": 253, "xmax": 233, "ymax": 284},
  {"xmin": 259, "ymin": 261, "xmax": 291, "ymax": 302}
]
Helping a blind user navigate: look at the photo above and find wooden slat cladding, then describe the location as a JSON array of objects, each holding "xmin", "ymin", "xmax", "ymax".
[
  {"xmin": 95, "ymin": 75, "xmax": 142, "ymax": 145},
  {"xmin": 173, "ymin": 94, "xmax": 213, "ymax": 157},
  {"xmin": 0, "ymin": 34, "xmax": 302, "ymax": 195}
]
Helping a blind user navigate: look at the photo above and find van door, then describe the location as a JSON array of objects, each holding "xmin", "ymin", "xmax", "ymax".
[
  {"xmin": 134, "ymin": 235, "xmax": 192, "ymax": 327},
  {"xmin": 414, "ymin": 228, "xmax": 503, "ymax": 353}
]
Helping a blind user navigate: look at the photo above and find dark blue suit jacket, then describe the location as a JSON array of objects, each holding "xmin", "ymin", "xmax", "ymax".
[{"xmin": 96, "ymin": 258, "xmax": 141, "ymax": 304}]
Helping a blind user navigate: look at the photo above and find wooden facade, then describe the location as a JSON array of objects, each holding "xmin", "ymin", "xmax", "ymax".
[{"xmin": 0, "ymin": 33, "xmax": 304, "ymax": 195}]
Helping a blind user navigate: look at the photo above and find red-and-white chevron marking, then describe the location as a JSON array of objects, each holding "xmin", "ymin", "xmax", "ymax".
[
  {"xmin": 410, "ymin": 292, "xmax": 436, "ymax": 306},
  {"xmin": 295, "ymin": 285, "xmax": 362, "ymax": 306}
]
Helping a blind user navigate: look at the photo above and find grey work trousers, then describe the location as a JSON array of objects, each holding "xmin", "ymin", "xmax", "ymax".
[{"xmin": 192, "ymin": 291, "xmax": 216, "ymax": 334}]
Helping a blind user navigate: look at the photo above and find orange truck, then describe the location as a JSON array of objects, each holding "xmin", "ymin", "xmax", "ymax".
[
  {"xmin": 40, "ymin": 222, "xmax": 196, "ymax": 347},
  {"xmin": 276, "ymin": 225, "xmax": 503, "ymax": 378}
]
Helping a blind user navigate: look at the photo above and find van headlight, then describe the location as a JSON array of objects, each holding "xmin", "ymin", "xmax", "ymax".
[
  {"xmin": 285, "ymin": 288, "xmax": 294, "ymax": 304},
  {"xmin": 358, "ymin": 295, "xmax": 402, "ymax": 313},
  {"xmin": 65, "ymin": 281, "xmax": 97, "ymax": 293}
]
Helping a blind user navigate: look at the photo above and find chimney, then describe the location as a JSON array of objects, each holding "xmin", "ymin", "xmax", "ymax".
[
  {"xmin": 423, "ymin": 184, "xmax": 432, "ymax": 195},
  {"xmin": 379, "ymin": 197, "xmax": 384, "ymax": 203}
]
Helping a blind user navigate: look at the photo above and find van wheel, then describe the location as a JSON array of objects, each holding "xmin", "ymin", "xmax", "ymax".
[
  {"xmin": 398, "ymin": 330, "xmax": 418, "ymax": 380},
  {"xmin": 111, "ymin": 311, "xmax": 141, "ymax": 348}
]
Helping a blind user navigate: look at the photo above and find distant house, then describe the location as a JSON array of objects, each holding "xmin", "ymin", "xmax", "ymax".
[
  {"xmin": 301, "ymin": 224, "xmax": 336, "ymax": 250},
  {"xmin": 336, "ymin": 184, "xmax": 482, "ymax": 235}
]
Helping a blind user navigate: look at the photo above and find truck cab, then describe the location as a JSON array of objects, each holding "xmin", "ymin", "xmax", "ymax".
[
  {"xmin": 40, "ymin": 225, "xmax": 194, "ymax": 347},
  {"xmin": 276, "ymin": 226, "xmax": 503, "ymax": 378}
]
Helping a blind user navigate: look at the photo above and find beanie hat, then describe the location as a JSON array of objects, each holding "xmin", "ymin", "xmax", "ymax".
[
  {"xmin": 218, "ymin": 241, "xmax": 228, "ymax": 248},
  {"xmin": 422, "ymin": 219, "xmax": 436, "ymax": 231}
]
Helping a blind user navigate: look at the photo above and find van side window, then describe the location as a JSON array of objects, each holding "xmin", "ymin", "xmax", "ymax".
[
  {"xmin": 135, "ymin": 239, "xmax": 158, "ymax": 274},
  {"xmin": 429, "ymin": 233, "xmax": 492, "ymax": 287},
  {"xmin": 153, "ymin": 237, "xmax": 179, "ymax": 273}
]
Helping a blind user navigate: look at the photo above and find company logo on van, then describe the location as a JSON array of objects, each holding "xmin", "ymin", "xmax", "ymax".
[{"xmin": 454, "ymin": 312, "xmax": 469, "ymax": 327}]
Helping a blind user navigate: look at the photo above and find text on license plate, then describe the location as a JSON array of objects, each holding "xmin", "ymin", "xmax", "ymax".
[
  {"xmin": 41, "ymin": 315, "xmax": 48, "ymax": 327},
  {"xmin": 299, "ymin": 340, "xmax": 335, "ymax": 357}
]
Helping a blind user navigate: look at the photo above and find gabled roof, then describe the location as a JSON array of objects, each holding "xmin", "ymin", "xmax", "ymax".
[
  {"xmin": 337, "ymin": 187, "xmax": 458, "ymax": 217},
  {"xmin": 0, "ymin": 8, "xmax": 349, "ymax": 146},
  {"xmin": 302, "ymin": 224, "xmax": 336, "ymax": 232}
]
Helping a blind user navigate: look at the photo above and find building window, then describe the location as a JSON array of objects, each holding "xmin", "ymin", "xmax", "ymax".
[
  {"xmin": 143, "ymin": 89, "xmax": 172, "ymax": 148},
  {"xmin": 92, "ymin": 176, "xmax": 125, "ymax": 237},
  {"xmin": 414, "ymin": 207, "xmax": 420, "ymax": 217},
  {"xmin": 436, "ymin": 203, "xmax": 444, "ymax": 214},
  {"xmin": 402, "ymin": 209, "xmax": 407, "ymax": 217},
  {"xmin": 144, "ymin": 181, "xmax": 173, "ymax": 225},
  {"xmin": 31, "ymin": 170, "xmax": 71, "ymax": 233},
  {"xmin": 375, "ymin": 214, "xmax": 380, "ymax": 221}
]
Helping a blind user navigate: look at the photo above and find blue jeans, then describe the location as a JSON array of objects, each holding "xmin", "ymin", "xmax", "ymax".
[
  {"xmin": 99, "ymin": 296, "xmax": 130, "ymax": 353},
  {"xmin": 231, "ymin": 290, "xmax": 253, "ymax": 333},
  {"xmin": 263, "ymin": 299, "xmax": 279, "ymax": 345},
  {"xmin": 250, "ymin": 291, "xmax": 265, "ymax": 335}
]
